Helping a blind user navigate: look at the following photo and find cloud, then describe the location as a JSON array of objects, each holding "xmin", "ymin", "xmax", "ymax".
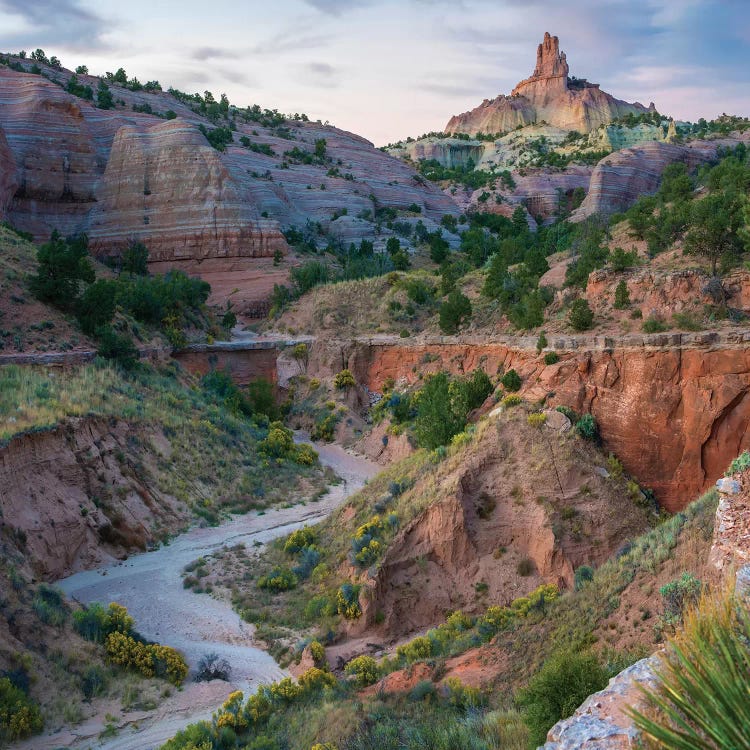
[
  {"xmin": 301, "ymin": 0, "xmax": 373, "ymax": 14},
  {"xmin": 248, "ymin": 30, "xmax": 330, "ymax": 56},
  {"xmin": 193, "ymin": 46, "xmax": 233, "ymax": 61},
  {"xmin": 0, "ymin": 0, "xmax": 108, "ymax": 48}
]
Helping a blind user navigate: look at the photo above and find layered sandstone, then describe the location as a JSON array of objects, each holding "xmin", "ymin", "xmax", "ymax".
[
  {"xmin": 0, "ymin": 127, "xmax": 16, "ymax": 216},
  {"xmin": 446, "ymin": 33, "xmax": 652, "ymax": 136},
  {"xmin": 88, "ymin": 120, "xmax": 281, "ymax": 260},
  {"xmin": 0, "ymin": 62, "xmax": 457, "ymax": 278},
  {"xmin": 571, "ymin": 136, "xmax": 750, "ymax": 219}
]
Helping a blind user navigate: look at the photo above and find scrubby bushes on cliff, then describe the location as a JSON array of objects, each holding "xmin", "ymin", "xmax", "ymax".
[
  {"xmin": 413, "ymin": 369, "xmax": 492, "ymax": 449},
  {"xmin": 29, "ymin": 231, "xmax": 95, "ymax": 311}
]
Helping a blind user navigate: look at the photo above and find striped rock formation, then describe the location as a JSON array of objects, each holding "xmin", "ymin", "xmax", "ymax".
[{"xmin": 0, "ymin": 63, "xmax": 457, "ymax": 267}]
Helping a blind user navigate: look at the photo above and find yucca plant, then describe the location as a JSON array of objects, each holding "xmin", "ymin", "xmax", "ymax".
[{"xmin": 628, "ymin": 590, "xmax": 750, "ymax": 749}]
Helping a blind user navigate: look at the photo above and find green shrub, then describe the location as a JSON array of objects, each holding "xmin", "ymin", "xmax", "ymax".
[
  {"xmin": 660, "ymin": 572, "xmax": 701, "ymax": 622},
  {"xmin": 257, "ymin": 567, "xmax": 297, "ymax": 592},
  {"xmin": 336, "ymin": 582, "xmax": 362, "ymax": 619},
  {"xmin": 575, "ymin": 413, "xmax": 598, "ymax": 441},
  {"xmin": 29, "ymin": 232, "xmax": 94, "ymax": 310},
  {"xmin": 642, "ymin": 317, "xmax": 667, "ymax": 333},
  {"xmin": 284, "ymin": 527, "xmax": 316, "ymax": 554},
  {"xmin": 334, "ymin": 369, "xmax": 356, "ymax": 389},
  {"xmin": 439, "ymin": 291, "xmax": 472, "ymax": 334},
  {"xmin": 32, "ymin": 584, "xmax": 68, "ymax": 626},
  {"xmin": 0, "ymin": 677, "xmax": 43, "ymax": 742},
  {"xmin": 501, "ymin": 394, "xmax": 522, "ymax": 407},
  {"xmin": 543, "ymin": 351, "xmax": 559, "ymax": 365},
  {"xmin": 73, "ymin": 602, "xmax": 134, "ymax": 643},
  {"xmin": 501, "ymin": 369, "xmax": 522, "ymax": 392},
  {"xmin": 344, "ymin": 655, "xmax": 379, "ymax": 687},
  {"xmin": 568, "ymin": 298, "xmax": 594, "ymax": 331},
  {"xmin": 613, "ymin": 280, "xmax": 630, "ymax": 309},
  {"xmin": 574, "ymin": 565, "xmax": 594, "ymax": 591},
  {"xmin": 518, "ymin": 650, "xmax": 608, "ymax": 746}
]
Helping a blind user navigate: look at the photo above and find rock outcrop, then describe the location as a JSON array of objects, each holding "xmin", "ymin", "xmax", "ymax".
[
  {"xmin": 571, "ymin": 135, "xmax": 750, "ymax": 219},
  {"xmin": 343, "ymin": 415, "xmax": 650, "ymax": 639},
  {"xmin": 446, "ymin": 33, "xmax": 652, "ymax": 136},
  {"xmin": 542, "ymin": 464, "xmax": 750, "ymax": 749},
  {"xmin": 0, "ymin": 127, "xmax": 16, "ymax": 217},
  {"xmin": 88, "ymin": 120, "xmax": 281, "ymax": 261},
  {"xmin": 0, "ymin": 418, "xmax": 189, "ymax": 579}
]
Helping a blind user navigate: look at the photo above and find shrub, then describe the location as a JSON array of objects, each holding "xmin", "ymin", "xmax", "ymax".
[
  {"xmin": 501, "ymin": 394, "xmax": 522, "ymax": 407},
  {"xmin": 575, "ymin": 413, "xmax": 598, "ymax": 441},
  {"xmin": 660, "ymin": 572, "xmax": 701, "ymax": 621},
  {"xmin": 73, "ymin": 602, "xmax": 134, "ymax": 643},
  {"xmin": 613, "ymin": 280, "xmax": 630, "ymax": 309},
  {"xmin": 96, "ymin": 325, "xmax": 138, "ymax": 368},
  {"xmin": 257, "ymin": 567, "xmax": 297, "ymax": 593},
  {"xmin": 527, "ymin": 413, "xmax": 547, "ymax": 429},
  {"xmin": 396, "ymin": 636, "xmax": 433, "ymax": 663},
  {"xmin": 439, "ymin": 291, "xmax": 472, "ymax": 334},
  {"xmin": 0, "ymin": 677, "xmax": 43, "ymax": 742},
  {"xmin": 29, "ymin": 231, "xmax": 94, "ymax": 310},
  {"xmin": 536, "ymin": 331, "xmax": 548, "ymax": 353},
  {"xmin": 105, "ymin": 631, "xmax": 187, "ymax": 685},
  {"xmin": 630, "ymin": 592, "xmax": 750, "ymax": 750},
  {"xmin": 543, "ymin": 351, "xmax": 559, "ymax": 365},
  {"xmin": 298, "ymin": 667, "xmax": 336, "ymax": 693},
  {"xmin": 516, "ymin": 557, "xmax": 535, "ymax": 576},
  {"xmin": 258, "ymin": 422, "xmax": 295, "ymax": 458},
  {"xmin": 336, "ymin": 583, "xmax": 362, "ymax": 619},
  {"xmin": 568, "ymin": 298, "xmax": 594, "ymax": 331},
  {"xmin": 518, "ymin": 650, "xmax": 608, "ymax": 746},
  {"xmin": 642, "ymin": 317, "xmax": 667, "ymax": 333},
  {"xmin": 196, "ymin": 653, "xmax": 231, "ymax": 682},
  {"xmin": 309, "ymin": 641, "xmax": 326, "ymax": 666},
  {"xmin": 501, "ymin": 369, "xmax": 522, "ymax": 392},
  {"xmin": 284, "ymin": 527, "xmax": 316, "ymax": 554},
  {"xmin": 574, "ymin": 565, "xmax": 594, "ymax": 591},
  {"xmin": 344, "ymin": 655, "xmax": 379, "ymax": 687},
  {"xmin": 334, "ymin": 369, "xmax": 356, "ymax": 390},
  {"xmin": 32, "ymin": 584, "xmax": 68, "ymax": 626}
]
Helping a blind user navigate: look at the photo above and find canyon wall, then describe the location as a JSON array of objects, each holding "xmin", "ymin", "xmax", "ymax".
[
  {"xmin": 0, "ymin": 418, "xmax": 190, "ymax": 580},
  {"xmin": 305, "ymin": 335, "xmax": 750, "ymax": 512}
]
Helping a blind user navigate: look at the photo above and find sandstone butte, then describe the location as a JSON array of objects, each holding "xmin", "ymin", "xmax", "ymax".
[
  {"xmin": 0, "ymin": 63, "xmax": 457, "ymax": 267},
  {"xmin": 446, "ymin": 32, "xmax": 653, "ymax": 136}
]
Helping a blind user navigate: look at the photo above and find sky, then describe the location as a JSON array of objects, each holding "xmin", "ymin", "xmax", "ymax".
[{"xmin": 0, "ymin": 0, "xmax": 748, "ymax": 145}]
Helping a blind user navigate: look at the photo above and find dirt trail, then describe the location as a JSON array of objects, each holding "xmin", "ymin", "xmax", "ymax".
[{"xmin": 21, "ymin": 436, "xmax": 378, "ymax": 750}]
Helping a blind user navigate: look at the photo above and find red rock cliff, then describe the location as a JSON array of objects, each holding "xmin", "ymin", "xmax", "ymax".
[{"xmin": 307, "ymin": 335, "xmax": 750, "ymax": 512}]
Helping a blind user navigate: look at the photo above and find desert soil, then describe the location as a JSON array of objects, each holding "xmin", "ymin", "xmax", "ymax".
[{"xmin": 20, "ymin": 436, "xmax": 379, "ymax": 750}]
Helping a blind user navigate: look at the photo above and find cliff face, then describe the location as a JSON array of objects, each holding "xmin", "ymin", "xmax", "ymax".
[
  {"xmin": 0, "ymin": 126, "xmax": 17, "ymax": 217},
  {"xmin": 344, "ymin": 415, "xmax": 650, "ymax": 640},
  {"xmin": 305, "ymin": 336, "xmax": 750, "ymax": 512},
  {"xmin": 446, "ymin": 33, "xmax": 651, "ymax": 136},
  {"xmin": 87, "ymin": 120, "xmax": 280, "ymax": 261},
  {"xmin": 0, "ymin": 418, "xmax": 190, "ymax": 580}
]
